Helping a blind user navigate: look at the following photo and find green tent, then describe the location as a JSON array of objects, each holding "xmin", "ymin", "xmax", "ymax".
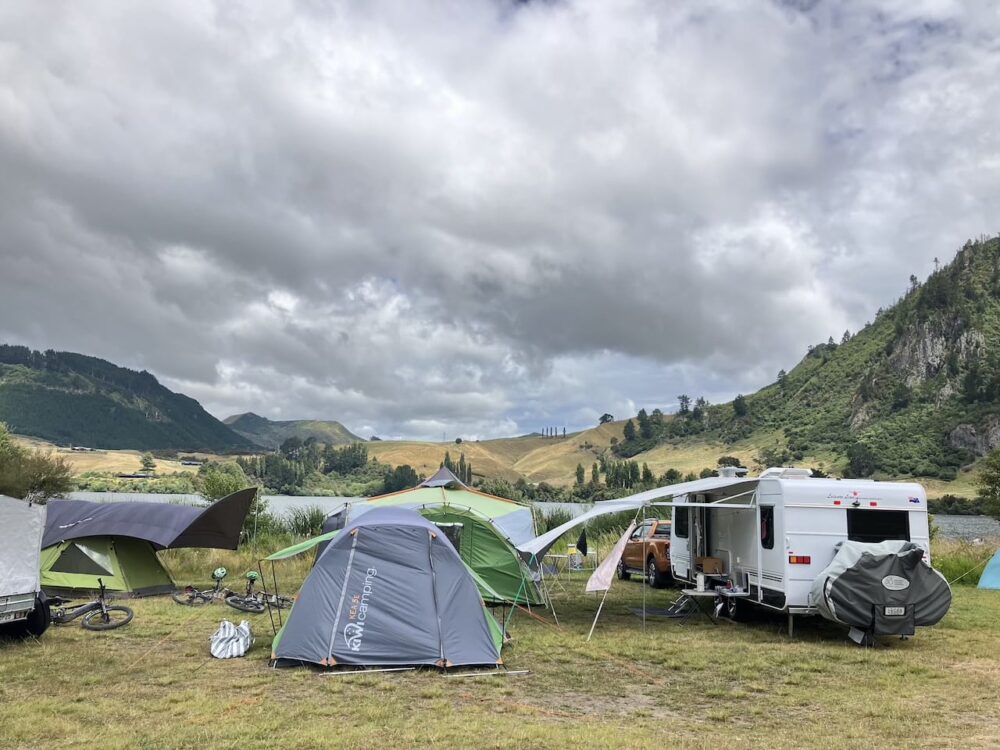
[
  {"xmin": 40, "ymin": 537, "xmax": 175, "ymax": 597},
  {"xmin": 329, "ymin": 475, "xmax": 543, "ymax": 606}
]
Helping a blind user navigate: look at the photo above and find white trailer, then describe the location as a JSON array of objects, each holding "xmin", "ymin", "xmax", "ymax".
[
  {"xmin": 669, "ymin": 468, "xmax": 932, "ymax": 630},
  {"xmin": 0, "ymin": 495, "xmax": 50, "ymax": 637}
]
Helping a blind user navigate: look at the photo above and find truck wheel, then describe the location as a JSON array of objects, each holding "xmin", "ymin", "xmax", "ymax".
[
  {"xmin": 646, "ymin": 557, "xmax": 666, "ymax": 589},
  {"xmin": 617, "ymin": 560, "xmax": 631, "ymax": 581}
]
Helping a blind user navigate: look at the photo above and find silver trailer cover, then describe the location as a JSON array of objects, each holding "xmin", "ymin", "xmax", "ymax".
[
  {"xmin": 810, "ymin": 540, "xmax": 951, "ymax": 636},
  {"xmin": 0, "ymin": 495, "xmax": 46, "ymax": 599}
]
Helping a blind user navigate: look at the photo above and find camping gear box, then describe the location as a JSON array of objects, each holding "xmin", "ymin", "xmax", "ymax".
[{"xmin": 697, "ymin": 557, "xmax": 724, "ymax": 575}]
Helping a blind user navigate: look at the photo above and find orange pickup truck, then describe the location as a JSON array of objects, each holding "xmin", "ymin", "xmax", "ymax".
[{"xmin": 617, "ymin": 518, "xmax": 673, "ymax": 588}]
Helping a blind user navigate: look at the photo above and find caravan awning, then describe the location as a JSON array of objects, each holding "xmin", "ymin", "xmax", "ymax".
[{"xmin": 517, "ymin": 476, "xmax": 758, "ymax": 560}]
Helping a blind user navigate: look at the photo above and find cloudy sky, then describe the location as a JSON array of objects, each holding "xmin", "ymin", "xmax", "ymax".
[{"xmin": 1, "ymin": 1, "xmax": 998, "ymax": 440}]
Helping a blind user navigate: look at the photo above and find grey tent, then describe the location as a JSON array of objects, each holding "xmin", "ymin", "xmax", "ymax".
[
  {"xmin": 271, "ymin": 507, "xmax": 504, "ymax": 668},
  {"xmin": 810, "ymin": 540, "xmax": 952, "ymax": 638}
]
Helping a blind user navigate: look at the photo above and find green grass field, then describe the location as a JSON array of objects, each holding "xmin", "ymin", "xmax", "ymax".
[{"xmin": 2, "ymin": 556, "xmax": 999, "ymax": 750}]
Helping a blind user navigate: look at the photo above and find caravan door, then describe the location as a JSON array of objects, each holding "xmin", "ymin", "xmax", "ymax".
[{"xmin": 670, "ymin": 501, "xmax": 691, "ymax": 581}]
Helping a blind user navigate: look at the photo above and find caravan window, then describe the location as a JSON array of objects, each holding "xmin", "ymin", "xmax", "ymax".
[
  {"xmin": 847, "ymin": 509, "xmax": 910, "ymax": 543},
  {"xmin": 760, "ymin": 506, "xmax": 775, "ymax": 549},
  {"xmin": 674, "ymin": 508, "xmax": 689, "ymax": 539}
]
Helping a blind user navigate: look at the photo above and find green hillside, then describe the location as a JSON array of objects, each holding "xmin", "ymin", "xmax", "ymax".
[
  {"xmin": 223, "ymin": 412, "xmax": 363, "ymax": 450},
  {"xmin": 0, "ymin": 346, "xmax": 256, "ymax": 452},
  {"xmin": 614, "ymin": 236, "xmax": 1000, "ymax": 482}
]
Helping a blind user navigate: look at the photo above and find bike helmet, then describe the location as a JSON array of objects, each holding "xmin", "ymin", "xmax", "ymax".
[
  {"xmin": 245, "ymin": 571, "xmax": 260, "ymax": 582},
  {"xmin": 211, "ymin": 567, "xmax": 228, "ymax": 581}
]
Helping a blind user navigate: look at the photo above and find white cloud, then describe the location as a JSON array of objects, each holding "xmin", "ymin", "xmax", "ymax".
[{"xmin": 0, "ymin": 0, "xmax": 998, "ymax": 439}]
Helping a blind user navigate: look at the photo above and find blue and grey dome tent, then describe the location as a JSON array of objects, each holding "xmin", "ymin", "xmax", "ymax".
[{"xmin": 271, "ymin": 506, "xmax": 504, "ymax": 669}]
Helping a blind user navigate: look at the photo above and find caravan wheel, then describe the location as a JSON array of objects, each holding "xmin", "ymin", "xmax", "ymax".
[{"xmin": 725, "ymin": 597, "xmax": 749, "ymax": 622}]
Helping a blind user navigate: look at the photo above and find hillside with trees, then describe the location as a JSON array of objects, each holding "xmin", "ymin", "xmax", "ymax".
[
  {"xmin": 612, "ymin": 236, "xmax": 1000, "ymax": 483},
  {"xmin": 0, "ymin": 346, "xmax": 257, "ymax": 452}
]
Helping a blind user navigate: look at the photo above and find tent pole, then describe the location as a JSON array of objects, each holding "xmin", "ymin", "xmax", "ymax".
[
  {"xmin": 538, "ymin": 560, "xmax": 559, "ymax": 626},
  {"xmin": 642, "ymin": 503, "xmax": 647, "ymax": 631},
  {"xmin": 586, "ymin": 585, "xmax": 612, "ymax": 642},
  {"xmin": 587, "ymin": 508, "xmax": 643, "ymax": 643},
  {"xmin": 504, "ymin": 556, "xmax": 531, "ymax": 634}
]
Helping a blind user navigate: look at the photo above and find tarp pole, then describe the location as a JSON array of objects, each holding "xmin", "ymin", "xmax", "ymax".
[
  {"xmin": 504, "ymin": 555, "xmax": 532, "ymax": 634},
  {"xmin": 585, "ymin": 507, "xmax": 643, "ymax": 642},
  {"xmin": 642, "ymin": 503, "xmax": 647, "ymax": 631},
  {"xmin": 538, "ymin": 560, "xmax": 559, "ymax": 626},
  {"xmin": 587, "ymin": 586, "xmax": 612, "ymax": 643}
]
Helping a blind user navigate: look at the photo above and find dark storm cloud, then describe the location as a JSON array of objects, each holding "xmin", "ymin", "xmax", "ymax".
[{"xmin": 1, "ymin": 1, "xmax": 998, "ymax": 439}]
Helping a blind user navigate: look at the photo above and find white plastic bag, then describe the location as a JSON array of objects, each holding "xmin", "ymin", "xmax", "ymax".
[{"xmin": 210, "ymin": 619, "xmax": 254, "ymax": 659}]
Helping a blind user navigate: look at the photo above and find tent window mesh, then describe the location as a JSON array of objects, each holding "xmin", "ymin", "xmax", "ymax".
[
  {"xmin": 435, "ymin": 523, "xmax": 464, "ymax": 553},
  {"xmin": 51, "ymin": 542, "xmax": 114, "ymax": 576}
]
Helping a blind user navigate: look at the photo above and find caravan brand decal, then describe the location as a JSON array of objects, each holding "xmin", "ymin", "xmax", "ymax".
[
  {"xmin": 881, "ymin": 575, "xmax": 910, "ymax": 591},
  {"xmin": 343, "ymin": 568, "xmax": 378, "ymax": 651},
  {"xmin": 908, "ymin": 496, "xmax": 921, "ymax": 504},
  {"xmin": 826, "ymin": 492, "xmax": 882, "ymax": 503}
]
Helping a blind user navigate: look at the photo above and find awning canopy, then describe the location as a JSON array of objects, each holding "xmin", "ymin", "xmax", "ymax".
[
  {"xmin": 517, "ymin": 476, "xmax": 759, "ymax": 560},
  {"xmin": 41, "ymin": 487, "xmax": 257, "ymax": 551},
  {"xmin": 265, "ymin": 529, "xmax": 340, "ymax": 561}
]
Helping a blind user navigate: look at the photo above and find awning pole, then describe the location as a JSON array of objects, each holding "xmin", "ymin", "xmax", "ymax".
[
  {"xmin": 586, "ymin": 586, "xmax": 612, "ymax": 643},
  {"xmin": 641, "ymin": 502, "xmax": 647, "ymax": 631}
]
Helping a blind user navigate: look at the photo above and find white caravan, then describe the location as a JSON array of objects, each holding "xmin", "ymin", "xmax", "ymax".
[{"xmin": 669, "ymin": 468, "xmax": 931, "ymax": 628}]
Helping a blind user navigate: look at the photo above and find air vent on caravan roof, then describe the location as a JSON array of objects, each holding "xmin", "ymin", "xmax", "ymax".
[
  {"xmin": 718, "ymin": 466, "xmax": 749, "ymax": 478},
  {"xmin": 759, "ymin": 467, "xmax": 813, "ymax": 479}
]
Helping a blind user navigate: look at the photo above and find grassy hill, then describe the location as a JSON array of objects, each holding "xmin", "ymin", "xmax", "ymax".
[
  {"xmin": 0, "ymin": 346, "xmax": 255, "ymax": 452},
  {"xmin": 223, "ymin": 412, "xmax": 362, "ymax": 450}
]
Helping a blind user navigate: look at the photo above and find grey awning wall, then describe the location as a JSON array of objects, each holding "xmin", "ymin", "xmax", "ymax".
[{"xmin": 41, "ymin": 487, "xmax": 256, "ymax": 550}]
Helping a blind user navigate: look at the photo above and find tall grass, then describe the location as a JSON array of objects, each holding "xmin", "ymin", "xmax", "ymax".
[
  {"xmin": 283, "ymin": 505, "xmax": 327, "ymax": 537},
  {"xmin": 932, "ymin": 537, "xmax": 999, "ymax": 586}
]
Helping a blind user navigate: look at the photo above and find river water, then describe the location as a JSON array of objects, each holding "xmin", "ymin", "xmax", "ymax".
[{"xmin": 64, "ymin": 492, "xmax": 1000, "ymax": 541}]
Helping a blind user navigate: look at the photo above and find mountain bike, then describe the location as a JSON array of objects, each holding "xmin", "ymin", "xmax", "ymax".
[
  {"xmin": 49, "ymin": 579, "xmax": 134, "ymax": 631},
  {"xmin": 225, "ymin": 571, "xmax": 293, "ymax": 614},
  {"xmin": 172, "ymin": 567, "xmax": 232, "ymax": 607}
]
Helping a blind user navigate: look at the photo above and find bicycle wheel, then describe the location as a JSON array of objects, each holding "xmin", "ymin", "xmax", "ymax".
[
  {"xmin": 81, "ymin": 606, "xmax": 134, "ymax": 631},
  {"xmin": 172, "ymin": 590, "xmax": 209, "ymax": 607},
  {"xmin": 225, "ymin": 595, "xmax": 265, "ymax": 614}
]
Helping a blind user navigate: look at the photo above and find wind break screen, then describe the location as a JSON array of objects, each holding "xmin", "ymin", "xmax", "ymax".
[{"xmin": 847, "ymin": 509, "xmax": 910, "ymax": 543}]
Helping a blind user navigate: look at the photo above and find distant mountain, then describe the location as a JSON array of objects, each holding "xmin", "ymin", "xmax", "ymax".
[
  {"xmin": 0, "ymin": 346, "xmax": 257, "ymax": 452},
  {"xmin": 223, "ymin": 412, "xmax": 363, "ymax": 450}
]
